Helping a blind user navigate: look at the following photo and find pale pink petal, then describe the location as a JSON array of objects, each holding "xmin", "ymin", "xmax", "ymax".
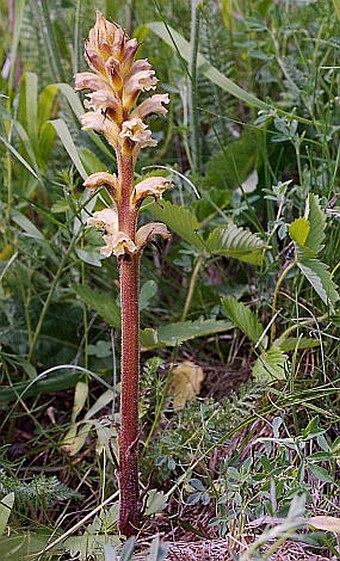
[
  {"xmin": 131, "ymin": 176, "xmax": 171, "ymax": 206},
  {"xmin": 132, "ymin": 94, "xmax": 170, "ymax": 120},
  {"xmin": 136, "ymin": 222, "xmax": 171, "ymax": 251}
]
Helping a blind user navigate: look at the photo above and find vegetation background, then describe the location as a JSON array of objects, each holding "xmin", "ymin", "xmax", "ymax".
[{"xmin": 0, "ymin": 0, "xmax": 339, "ymax": 559}]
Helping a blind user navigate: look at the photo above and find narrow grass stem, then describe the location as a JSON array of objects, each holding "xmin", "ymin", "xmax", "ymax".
[
  {"xmin": 189, "ymin": 0, "xmax": 201, "ymax": 175},
  {"xmin": 28, "ymin": 236, "xmax": 79, "ymax": 363},
  {"xmin": 271, "ymin": 262, "xmax": 296, "ymax": 342},
  {"xmin": 141, "ymin": 368, "xmax": 173, "ymax": 457},
  {"xmin": 181, "ymin": 252, "xmax": 205, "ymax": 322}
]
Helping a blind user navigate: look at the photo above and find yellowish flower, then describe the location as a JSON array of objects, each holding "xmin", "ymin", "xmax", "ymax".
[
  {"xmin": 131, "ymin": 176, "xmax": 171, "ymax": 206},
  {"xmin": 84, "ymin": 172, "xmax": 118, "ymax": 199},
  {"xmin": 81, "ymin": 110, "xmax": 119, "ymax": 148},
  {"xmin": 101, "ymin": 232, "xmax": 137, "ymax": 257},
  {"xmin": 132, "ymin": 94, "xmax": 170, "ymax": 120},
  {"xmin": 123, "ymin": 60, "xmax": 158, "ymax": 109},
  {"xmin": 119, "ymin": 118, "xmax": 157, "ymax": 151},
  {"xmin": 87, "ymin": 208, "xmax": 118, "ymax": 234}
]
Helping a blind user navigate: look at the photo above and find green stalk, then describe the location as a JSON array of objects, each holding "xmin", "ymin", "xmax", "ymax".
[
  {"xmin": 181, "ymin": 252, "xmax": 205, "ymax": 322},
  {"xmin": 28, "ymin": 236, "xmax": 79, "ymax": 363},
  {"xmin": 270, "ymin": 261, "xmax": 296, "ymax": 342}
]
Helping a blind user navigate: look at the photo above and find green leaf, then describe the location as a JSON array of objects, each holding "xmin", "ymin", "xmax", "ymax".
[
  {"xmin": 0, "ymin": 134, "xmax": 38, "ymax": 179},
  {"xmin": 11, "ymin": 209, "xmax": 45, "ymax": 240},
  {"xmin": 0, "ymin": 534, "xmax": 49, "ymax": 560},
  {"xmin": 305, "ymin": 194, "xmax": 326, "ymax": 255},
  {"xmin": 147, "ymin": 22, "xmax": 268, "ymax": 110},
  {"xmin": 204, "ymin": 131, "xmax": 261, "ymax": 192},
  {"xmin": 75, "ymin": 248, "xmax": 103, "ymax": 268},
  {"xmin": 74, "ymin": 285, "xmax": 120, "ymax": 328},
  {"xmin": 253, "ymin": 346, "xmax": 288, "ymax": 382},
  {"xmin": 298, "ymin": 259, "xmax": 339, "ymax": 311},
  {"xmin": 38, "ymin": 84, "xmax": 58, "ymax": 130},
  {"xmin": 206, "ymin": 225, "xmax": 267, "ymax": 265},
  {"xmin": 279, "ymin": 336, "xmax": 320, "ymax": 352},
  {"xmin": 7, "ymin": 0, "xmax": 26, "ymax": 89},
  {"xmin": 24, "ymin": 72, "xmax": 38, "ymax": 145},
  {"xmin": 141, "ymin": 319, "xmax": 232, "ymax": 350},
  {"xmin": 222, "ymin": 297, "xmax": 264, "ymax": 344},
  {"xmin": 71, "ymin": 381, "xmax": 89, "ymax": 423},
  {"xmin": 289, "ymin": 217, "xmax": 310, "ymax": 246},
  {"xmin": 50, "ymin": 118, "xmax": 87, "ymax": 180},
  {"xmin": 0, "ymin": 493, "xmax": 14, "ymax": 536},
  {"xmin": 140, "ymin": 280, "xmax": 158, "ymax": 311},
  {"xmin": 149, "ymin": 201, "xmax": 205, "ymax": 250},
  {"xmin": 308, "ymin": 464, "xmax": 333, "ymax": 483}
]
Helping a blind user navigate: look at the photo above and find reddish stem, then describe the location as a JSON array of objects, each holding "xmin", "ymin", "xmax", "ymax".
[{"xmin": 117, "ymin": 151, "xmax": 141, "ymax": 536}]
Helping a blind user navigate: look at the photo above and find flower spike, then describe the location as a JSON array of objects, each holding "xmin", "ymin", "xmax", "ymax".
[{"xmin": 76, "ymin": 13, "xmax": 171, "ymax": 538}]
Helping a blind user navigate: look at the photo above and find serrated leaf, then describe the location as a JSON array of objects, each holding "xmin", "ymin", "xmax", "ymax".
[
  {"xmin": 279, "ymin": 337, "xmax": 320, "ymax": 352},
  {"xmin": 253, "ymin": 346, "xmax": 288, "ymax": 382},
  {"xmin": 171, "ymin": 361, "xmax": 204, "ymax": 409},
  {"xmin": 289, "ymin": 217, "xmax": 310, "ymax": 246},
  {"xmin": 140, "ymin": 319, "xmax": 232, "ymax": 350},
  {"xmin": 222, "ymin": 297, "xmax": 264, "ymax": 344},
  {"xmin": 74, "ymin": 285, "xmax": 120, "ymax": 327},
  {"xmin": 309, "ymin": 515, "xmax": 340, "ymax": 532},
  {"xmin": 140, "ymin": 328, "xmax": 159, "ymax": 349},
  {"xmin": 305, "ymin": 194, "xmax": 326, "ymax": 254},
  {"xmin": 150, "ymin": 201, "xmax": 205, "ymax": 250},
  {"xmin": 206, "ymin": 225, "xmax": 267, "ymax": 265},
  {"xmin": 0, "ymin": 493, "xmax": 14, "ymax": 537},
  {"xmin": 298, "ymin": 259, "xmax": 339, "ymax": 311}
]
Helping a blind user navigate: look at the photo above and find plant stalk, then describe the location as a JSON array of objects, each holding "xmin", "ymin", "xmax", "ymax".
[{"xmin": 117, "ymin": 151, "xmax": 141, "ymax": 536}]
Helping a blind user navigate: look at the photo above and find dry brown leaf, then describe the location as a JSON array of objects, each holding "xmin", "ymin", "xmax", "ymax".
[{"xmin": 171, "ymin": 361, "xmax": 204, "ymax": 410}]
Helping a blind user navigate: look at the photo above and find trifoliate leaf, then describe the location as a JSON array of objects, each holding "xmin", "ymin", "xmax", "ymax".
[
  {"xmin": 222, "ymin": 297, "xmax": 264, "ymax": 345},
  {"xmin": 305, "ymin": 194, "xmax": 326, "ymax": 254},
  {"xmin": 298, "ymin": 259, "xmax": 339, "ymax": 311}
]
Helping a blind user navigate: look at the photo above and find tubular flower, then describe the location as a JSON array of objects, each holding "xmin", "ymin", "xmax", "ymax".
[
  {"xmin": 83, "ymin": 172, "xmax": 118, "ymax": 198},
  {"xmin": 87, "ymin": 207, "xmax": 118, "ymax": 234},
  {"xmin": 101, "ymin": 233, "xmax": 137, "ymax": 258},
  {"xmin": 75, "ymin": 11, "xmax": 169, "ymax": 154},
  {"xmin": 131, "ymin": 176, "xmax": 171, "ymax": 207}
]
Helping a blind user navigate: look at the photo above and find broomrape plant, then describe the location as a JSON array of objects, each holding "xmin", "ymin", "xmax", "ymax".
[{"xmin": 75, "ymin": 12, "xmax": 171, "ymax": 536}]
